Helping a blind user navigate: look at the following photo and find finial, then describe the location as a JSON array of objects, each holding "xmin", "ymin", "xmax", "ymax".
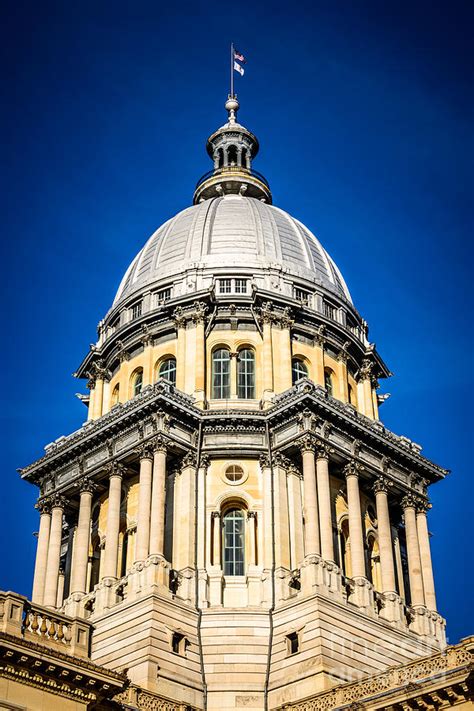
[{"xmin": 225, "ymin": 95, "xmax": 239, "ymax": 125}]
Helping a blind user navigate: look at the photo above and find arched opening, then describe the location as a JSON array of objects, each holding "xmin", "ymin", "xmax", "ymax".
[
  {"xmin": 157, "ymin": 357, "xmax": 177, "ymax": 386},
  {"xmin": 227, "ymin": 145, "xmax": 238, "ymax": 167},
  {"xmin": 324, "ymin": 369, "xmax": 334, "ymax": 397},
  {"xmin": 131, "ymin": 369, "xmax": 143, "ymax": 397},
  {"xmin": 237, "ymin": 348, "xmax": 255, "ymax": 398},
  {"xmin": 366, "ymin": 533, "xmax": 382, "ymax": 590},
  {"xmin": 292, "ymin": 358, "xmax": 308, "ymax": 385},
  {"xmin": 212, "ymin": 348, "xmax": 231, "ymax": 399},
  {"xmin": 111, "ymin": 384, "xmax": 120, "ymax": 405},
  {"xmin": 339, "ymin": 518, "xmax": 351, "ymax": 578},
  {"xmin": 217, "ymin": 147, "xmax": 224, "ymax": 169},
  {"xmin": 222, "ymin": 508, "xmax": 245, "ymax": 575}
]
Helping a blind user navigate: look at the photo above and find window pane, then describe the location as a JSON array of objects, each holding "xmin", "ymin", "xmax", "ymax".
[
  {"xmin": 158, "ymin": 358, "xmax": 177, "ymax": 385},
  {"xmin": 223, "ymin": 509, "xmax": 245, "ymax": 576},
  {"xmin": 292, "ymin": 359, "xmax": 308, "ymax": 385},
  {"xmin": 212, "ymin": 349, "xmax": 230, "ymax": 398},
  {"xmin": 237, "ymin": 349, "xmax": 255, "ymax": 399}
]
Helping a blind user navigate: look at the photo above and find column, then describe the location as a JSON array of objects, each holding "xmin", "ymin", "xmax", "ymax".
[
  {"xmin": 343, "ymin": 461, "xmax": 366, "ymax": 579},
  {"xmin": 275, "ymin": 314, "xmax": 293, "ymax": 392},
  {"xmin": 316, "ymin": 443, "xmax": 334, "ymax": 562},
  {"xmin": 174, "ymin": 310, "xmax": 187, "ymax": 391},
  {"xmin": 247, "ymin": 512, "xmax": 257, "ymax": 566},
  {"xmin": 43, "ymin": 496, "xmax": 66, "ymax": 608},
  {"xmin": 313, "ymin": 331, "xmax": 325, "ymax": 387},
  {"xmin": 299, "ymin": 437, "xmax": 320, "ymax": 557},
  {"xmin": 134, "ymin": 446, "xmax": 154, "ymax": 563},
  {"xmin": 196, "ymin": 456, "xmax": 209, "ymax": 571},
  {"xmin": 373, "ymin": 477, "xmax": 397, "ymax": 594},
  {"xmin": 102, "ymin": 463, "xmax": 124, "ymax": 580},
  {"xmin": 32, "ymin": 499, "xmax": 52, "ymax": 604},
  {"xmin": 92, "ymin": 377, "xmax": 105, "ymax": 419},
  {"xmin": 402, "ymin": 495, "xmax": 425, "ymax": 607},
  {"xmin": 193, "ymin": 303, "xmax": 207, "ymax": 403},
  {"xmin": 260, "ymin": 455, "xmax": 273, "ymax": 569},
  {"xmin": 336, "ymin": 354, "xmax": 349, "ymax": 403},
  {"xmin": 211, "ymin": 511, "xmax": 221, "ymax": 566},
  {"xmin": 56, "ymin": 569, "xmax": 65, "ymax": 608},
  {"xmin": 261, "ymin": 306, "xmax": 274, "ymax": 397},
  {"xmin": 70, "ymin": 479, "xmax": 96, "ymax": 596},
  {"xmin": 149, "ymin": 437, "xmax": 167, "ymax": 557},
  {"xmin": 416, "ymin": 500, "xmax": 437, "ymax": 611}
]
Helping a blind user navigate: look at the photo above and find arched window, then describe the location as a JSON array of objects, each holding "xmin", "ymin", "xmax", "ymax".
[
  {"xmin": 217, "ymin": 147, "xmax": 224, "ymax": 169},
  {"xmin": 158, "ymin": 357, "xmax": 176, "ymax": 385},
  {"xmin": 237, "ymin": 349, "xmax": 255, "ymax": 398},
  {"xmin": 222, "ymin": 508, "xmax": 245, "ymax": 575},
  {"xmin": 111, "ymin": 384, "xmax": 120, "ymax": 405},
  {"xmin": 324, "ymin": 369, "xmax": 334, "ymax": 397},
  {"xmin": 227, "ymin": 145, "xmax": 238, "ymax": 166},
  {"xmin": 212, "ymin": 349, "xmax": 231, "ymax": 399},
  {"xmin": 292, "ymin": 358, "xmax": 308, "ymax": 385},
  {"xmin": 132, "ymin": 370, "xmax": 143, "ymax": 397}
]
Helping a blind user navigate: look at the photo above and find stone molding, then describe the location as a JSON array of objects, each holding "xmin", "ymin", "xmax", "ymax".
[
  {"xmin": 372, "ymin": 475, "xmax": 392, "ymax": 495},
  {"xmin": 104, "ymin": 461, "xmax": 126, "ymax": 479},
  {"xmin": 343, "ymin": 459, "xmax": 364, "ymax": 478}
]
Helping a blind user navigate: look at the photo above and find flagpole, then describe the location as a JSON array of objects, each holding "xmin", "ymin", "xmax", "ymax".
[{"xmin": 230, "ymin": 42, "xmax": 234, "ymax": 98}]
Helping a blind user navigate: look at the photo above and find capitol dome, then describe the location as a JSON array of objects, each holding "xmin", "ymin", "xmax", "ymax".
[{"xmin": 113, "ymin": 195, "xmax": 352, "ymax": 308}]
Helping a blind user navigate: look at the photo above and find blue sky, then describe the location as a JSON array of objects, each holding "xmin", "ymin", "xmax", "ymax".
[{"xmin": 1, "ymin": 1, "xmax": 472, "ymax": 642}]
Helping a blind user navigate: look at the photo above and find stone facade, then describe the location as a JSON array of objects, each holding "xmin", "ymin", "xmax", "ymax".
[{"xmin": 2, "ymin": 96, "xmax": 471, "ymax": 710}]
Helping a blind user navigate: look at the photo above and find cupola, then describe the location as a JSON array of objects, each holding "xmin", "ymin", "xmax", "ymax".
[{"xmin": 193, "ymin": 96, "xmax": 272, "ymax": 204}]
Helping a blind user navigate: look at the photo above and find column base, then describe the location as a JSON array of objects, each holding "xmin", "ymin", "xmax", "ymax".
[
  {"xmin": 247, "ymin": 566, "xmax": 263, "ymax": 606},
  {"xmin": 300, "ymin": 554, "xmax": 324, "ymax": 594},
  {"xmin": 409, "ymin": 605, "xmax": 446, "ymax": 644},
  {"xmin": 175, "ymin": 566, "xmax": 194, "ymax": 603},
  {"xmin": 94, "ymin": 577, "xmax": 120, "ymax": 615},
  {"xmin": 378, "ymin": 591, "xmax": 405, "ymax": 624},
  {"xmin": 349, "ymin": 576, "xmax": 374, "ymax": 610},
  {"xmin": 63, "ymin": 592, "xmax": 88, "ymax": 619},
  {"xmin": 197, "ymin": 568, "xmax": 209, "ymax": 608}
]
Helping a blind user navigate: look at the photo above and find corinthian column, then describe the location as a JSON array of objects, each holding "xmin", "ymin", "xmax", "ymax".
[
  {"xmin": 299, "ymin": 436, "xmax": 320, "ymax": 557},
  {"xmin": 261, "ymin": 304, "xmax": 274, "ymax": 398},
  {"xmin": 43, "ymin": 496, "xmax": 66, "ymax": 608},
  {"xmin": 32, "ymin": 499, "xmax": 52, "ymax": 604},
  {"xmin": 102, "ymin": 463, "xmax": 125, "ymax": 580},
  {"xmin": 373, "ymin": 477, "xmax": 396, "ymax": 594},
  {"xmin": 149, "ymin": 437, "xmax": 168, "ymax": 557},
  {"xmin": 173, "ymin": 309, "xmax": 186, "ymax": 391},
  {"xmin": 343, "ymin": 460, "xmax": 366, "ymax": 579},
  {"xmin": 192, "ymin": 303, "xmax": 207, "ymax": 404},
  {"xmin": 315, "ymin": 442, "xmax": 334, "ymax": 562},
  {"xmin": 416, "ymin": 499, "xmax": 437, "ymax": 611},
  {"xmin": 402, "ymin": 494, "xmax": 425, "ymax": 607},
  {"xmin": 247, "ymin": 511, "xmax": 258, "ymax": 566},
  {"xmin": 70, "ymin": 478, "xmax": 96, "ymax": 596},
  {"xmin": 134, "ymin": 445, "xmax": 154, "ymax": 563}
]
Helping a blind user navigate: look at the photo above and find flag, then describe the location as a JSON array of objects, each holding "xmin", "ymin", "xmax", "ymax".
[
  {"xmin": 234, "ymin": 50, "xmax": 246, "ymax": 64},
  {"xmin": 234, "ymin": 61, "xmax": 245, "ymax": 76}
]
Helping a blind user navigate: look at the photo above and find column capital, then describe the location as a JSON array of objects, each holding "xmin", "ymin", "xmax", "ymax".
[
  {"xmin": 415, "ymin": 497, "xmax": 432, "ymax": 514},
  {"xmin": 259, "ymin": 453, "xmax": 271, "ymax": 469},
  {"xmin": 343, "ymin": 459, "xmax": 364, "ymax": 478},
  {"xmin": 190, "ymin": 300, "xmax": 208, "ymax": 325},
  {"xmin": 297, "ymin": 433, "xmax": 317, "ymax": 454},
  {"xmin": 173, "ymin": 306, "xmax": 187, "ymax": 329},
  {"xmin": 135, "ymin": 443, "xmax": 154, "ymax": 461},
  {"xmin": 315, "ymin": 440, "xmax": 333, "ymax": 460},
  {"xmin": 357, "ymin": 357, "xmax": 375, "ymax": 383},
  {"xmin": 273, "ymin": 451, "xmax": 293, "ymax": 469},
  {"xmin": 50, "ymin": 493, "xmax": 67, "ymax": 510},
  {"xmin": 199, "ymin": 454, "xmax": 211, "ymax": 470},
  {"xmin": 373, "ymin": 475, "xmax": 392, "ymax": 495},
  {"xmin": 401, "ymin": 492, "xmax": 418, "ymax": 510},
  {"xmin": 78, "ymin": 476, "xmax": 98, "ymax": 495},
  {"xmin": 211, "ymin": 511, "xmax": 221, "ymax": 520},
  {"xmin": 105, "ymin": 461, "xmax": 126, "ymax": 479},
  {"xmin": 247, "ymin": 510, "xmax": 257, "ymax": 520},
  {"xmin": 182, "ymin": 450, "xmax": 197, "ymax": 469},
  {"xmin": 35, "ymin": 497, "xmax": 51, "ymax": 515},
  {"xmin": 150, "ymin": 434, "xmax": 168, "ymax": 454}
]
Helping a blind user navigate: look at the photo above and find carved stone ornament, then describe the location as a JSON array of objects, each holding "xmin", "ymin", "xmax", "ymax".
[
  {"xmin": 343, "ymin": 459, "xmax": 364, "ymax": 478},
  {"xmin": 115, "ymin": 340, "xmax": 129, "ymax": 363},
  {"xmin": 79, "ymin": 477, "xmax": 98, "ymax": 495},
  {"xmin": 35, "ymin": 497, "xmax": 51, "ymax": 515},
  {"xmin": 191, "ymin": 300, "xmax": 208, "ymax": 324},
  {"xmin": 314, "ymin": 324, "xmax": 326, "ymax": 346},
  {"xmin": 172, "ymin": 306, "xmax": 186, "ymax": 328},
  {"xmin": 50, "ymin": 493, "xmax": 67, "ymax": 510},
  {"xmin": 140, "ymin": 323, "xmax": 153, "ymax": 346},
  {"xmin": 337, "ymin": 340, "xmax": 351, "ymax": 363},
  {"xmin": 298, "ymin": 433, "xmax": 316, "ymax": 453},
  {"xmin": 211, "ymin": 510, "xmax": 220, "ymax": 519},
  {"xmin": 259, "ymin": 453, "xmax": 271, "ymax": 469},
  {"xmin": 279, "ymin": 306, "xmax": 294, "ymax": 329},
  {"xmin": 105, "ymin": 461, "xmax": 126, "ymax": 479},
  {"xmin": 199, "ymin": 454, "xmax": 210, "ymax": 470},
  {"xmin": 182, "ymin": 450, "xmax": 197, "ymax": 469},
  {"xmin": 259, "ymin": 300, "xmax": 274, "ymax": 324},
  {"xmin": 416, "ymin": 496, "xmax": 432, "ymax": 514},
  {"xmin": 401, "ymin": 493, "xmax": 418, "ymax": 510},
  {"xmin": 247, "ymin": 510, "xmax": 257, "ymax": 520},
  {"xmin": 135, "ymin": 443, "xmax": 154, "ymax": 461},
  {"xmin": 315, "ymin": 441, "xmax": 333, "ymax": 460},
  {"xmin": 358, "ymin": 358, "xmax": 374, "ymax": 382},
  {"xmin": 150, "ymin": 434, "xmax": 168, "ymax": 454},
  {"xmin": 373, "ymin": 475, "xmax": 392, "ymax": 495}
]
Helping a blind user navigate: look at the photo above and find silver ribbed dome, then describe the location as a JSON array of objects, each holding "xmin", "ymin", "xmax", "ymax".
[{"xmin": 113, "ymin": 195, "xmax": 351, "ymax": 306}]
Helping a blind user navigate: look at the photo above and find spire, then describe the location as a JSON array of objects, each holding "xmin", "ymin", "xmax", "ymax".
[{"xmin": 193, "ymin": 96, "xmax": 272, "ymax": 205}]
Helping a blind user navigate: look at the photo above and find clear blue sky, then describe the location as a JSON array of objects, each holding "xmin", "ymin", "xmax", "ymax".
[{"xmin": 1, "ymin": 1, "xmax": 472, "ymax": 642}]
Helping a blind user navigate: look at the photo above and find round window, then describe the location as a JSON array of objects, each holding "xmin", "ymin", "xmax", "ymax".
[{"xmin": 225, "ymin": 465, "xmax": 244, "ymax": 483}]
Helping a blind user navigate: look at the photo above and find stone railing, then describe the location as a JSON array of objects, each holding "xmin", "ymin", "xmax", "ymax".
[
  {"xmin": 275, "ymin": 636, "xmax": 473, "ymax": 710},
  {"xmin": 0, "ymin": 590, "xmax": 93, "ymax": 658}
]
